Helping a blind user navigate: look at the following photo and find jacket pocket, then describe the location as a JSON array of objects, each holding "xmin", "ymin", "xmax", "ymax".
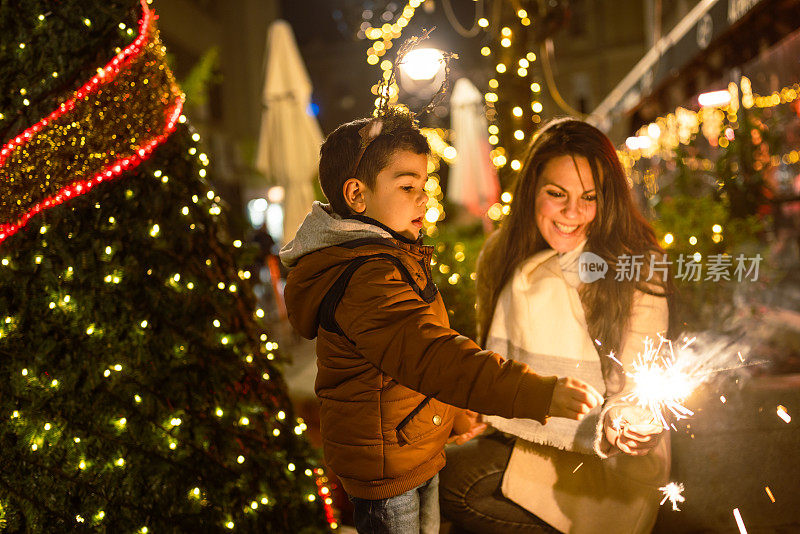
[{"xmin": 396, "ymin": 398, "xmax": 452, "ymax": 445}]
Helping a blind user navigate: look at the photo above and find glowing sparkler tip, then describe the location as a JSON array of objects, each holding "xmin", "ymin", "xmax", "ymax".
[{"xmin": 659, "ymin": 482, "xmax": 685, "ymax": 511}]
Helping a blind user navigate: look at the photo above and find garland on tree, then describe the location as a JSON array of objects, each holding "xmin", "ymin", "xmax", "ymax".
[
  {"xmin": 0, "ymin": 0, "xmax": 334, "ymax": 531},
  {"xmin": 0, "ymin": 0, "xmax": 182, "ymax": 244}
]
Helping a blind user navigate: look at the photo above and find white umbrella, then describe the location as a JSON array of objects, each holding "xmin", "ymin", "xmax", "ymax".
[
  {"xmin": 256, "ymin": 20, "xmax": 323, "ymax": 243},
  {"xmin": 447, "ymin": 78, "xmax": 500, "ymax": 219}
]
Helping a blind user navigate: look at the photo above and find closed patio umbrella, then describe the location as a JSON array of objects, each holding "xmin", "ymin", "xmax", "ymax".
[
  {"xmin": 255, "ymin": 19, "xmax": 323, "ymax": 243},
  {"xmin": 447, "ymin": 77, "xmax": 500, "ymax": 220}
]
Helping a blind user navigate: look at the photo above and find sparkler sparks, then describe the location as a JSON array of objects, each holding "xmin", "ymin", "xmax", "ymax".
[
  {"xmin": 620, "ymin": 334, "xmax": 757, "ymax": 428},
  {"xmin": 776, "ymin": 405, "xmax": 791, "ymax": 423},
  {"xmin": 607, "ymin": 351, "xmax": 623, "ymax": 367},
  {"xmin": 659, "ymin": 482, "xmax": 685, "ymax": 511},
  {"xmin": 733, "ymin": 508, "xmax": 748, "ymax": 534},
  {"xmin": 764, "ymin": 486, "xmax": 775, "ymax": 503},
  {"xmin": 623, "ymin": 335, "xmax": 696, "ymax": 426}
]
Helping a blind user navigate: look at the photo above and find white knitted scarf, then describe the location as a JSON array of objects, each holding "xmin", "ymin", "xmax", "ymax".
[{"xmin": 483, "ymin": 242, "xmax": 605, "ymax": 454}]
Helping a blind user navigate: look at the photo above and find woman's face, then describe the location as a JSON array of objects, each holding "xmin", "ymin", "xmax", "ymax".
[{"xmin": 534, "ymin": 154, "xmax": 598, "ymax": 253}]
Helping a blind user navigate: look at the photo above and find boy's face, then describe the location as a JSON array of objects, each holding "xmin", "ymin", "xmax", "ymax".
[{"xmin": 361, "ymin": 150, "xmax": 428, "ymax": 240}]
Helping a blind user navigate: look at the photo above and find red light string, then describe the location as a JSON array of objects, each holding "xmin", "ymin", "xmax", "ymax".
[
  {"xmin": 315, "ymin": 474, "xmax": 338, "ymax": 529},
  {"xmin": 0, "ymin": 99, "xmax": 183, "ymax": 244},
  {"xmin": 0, "ymin": 0, "xmax": 153, "ymax": 167},
  {"xmin": 0, "ymin": 0, "xmax": 185, "ymax": 245}
]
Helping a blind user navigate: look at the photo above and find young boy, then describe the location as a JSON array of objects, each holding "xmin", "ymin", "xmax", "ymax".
[{"xmin": 280, "ymin": 111, "xmax": 602, "ymax": 534}]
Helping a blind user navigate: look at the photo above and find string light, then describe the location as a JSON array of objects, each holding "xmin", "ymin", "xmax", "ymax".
[
  {"xmin": 478, "ymin": 8, "xmax": 544, "ymax": 172},
  {"xmin": 364, "ymin": 0, "xmax": 427, "ymax": 103},
  {"xmin": 2, "ymin": 2, "xmax": 329, "ymax": 527},
  {"xmin": 0, "ymin": 0, "xmax": 184, "ymax": 245}
]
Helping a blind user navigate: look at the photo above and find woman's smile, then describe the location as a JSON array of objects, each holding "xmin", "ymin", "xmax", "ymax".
[{"xmin": 535, "ymin": 154, "xmax": 597, "ymax": 252}]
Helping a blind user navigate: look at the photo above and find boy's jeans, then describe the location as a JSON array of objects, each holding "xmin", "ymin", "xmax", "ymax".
[{"xmin": 349, "ymin": 473, "xmax": 440, "ymax": 534}]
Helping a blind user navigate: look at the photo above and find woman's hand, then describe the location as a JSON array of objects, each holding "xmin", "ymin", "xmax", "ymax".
[
  {"xmin": 603, "ymin": 404, "xmax": 664, "ymax": 455},
  {"xmin": 549, "ymin": 377, "xmax": 604, "ymax": 420},
  {"xmin": 448, "ymin": 409, "xmax": 487, "ymax": 445}
]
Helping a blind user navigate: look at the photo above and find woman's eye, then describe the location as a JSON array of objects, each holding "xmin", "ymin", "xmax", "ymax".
[
  {"xmin": 583, "ymin": 195, "xmax": 597, "ymax": 202},
  {"xmin": 546, "ymin": 190, "xmax": 565, "ymax": 198}
]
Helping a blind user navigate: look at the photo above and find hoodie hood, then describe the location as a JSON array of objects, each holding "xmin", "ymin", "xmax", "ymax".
[
  {"xmin": 279, "ymin": 202, "xmax": 392, "ymax": 268},
  {"xmin": 280, "ymin": 202, "xmax": 432, "ymax": 339}
]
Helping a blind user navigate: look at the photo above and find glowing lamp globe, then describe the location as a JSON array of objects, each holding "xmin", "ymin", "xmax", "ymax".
[{"xmin": 400, "ymin": 48, "xmax": 444, "ymax": 81}]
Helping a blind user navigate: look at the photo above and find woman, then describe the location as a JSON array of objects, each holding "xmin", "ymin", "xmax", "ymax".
[{"xmin": 440, "ymin": 118, "xmax": 673, "ymax": 533}]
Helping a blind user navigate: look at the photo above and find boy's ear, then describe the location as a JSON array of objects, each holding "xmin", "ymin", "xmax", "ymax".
[{"xmin": 343, "ymin": 178, "xmax": 367, "ymax": 214}]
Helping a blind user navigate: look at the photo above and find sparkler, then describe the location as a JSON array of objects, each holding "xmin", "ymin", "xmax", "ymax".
[
  {"xmin": 619, "ymin": 334, "xmax": 758, "ymax": 428},
  {"xmin": 622, "ymin": 335, "xmax": 697, "ymax": 427},
  {"xmin": 659, "ymin": 482, "xmax": 685, "ymax": 511},
  {"xmin": 609, "ymin": 333, "xmax": 762, "ymax": 513}
]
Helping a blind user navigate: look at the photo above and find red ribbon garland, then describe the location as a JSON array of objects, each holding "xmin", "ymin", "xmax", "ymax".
[{"xmin": 0, "ymin": 0, "xmax": 184, "ymax": 245}]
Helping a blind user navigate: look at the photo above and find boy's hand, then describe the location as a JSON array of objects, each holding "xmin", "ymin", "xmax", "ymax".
[
  {"xmin": 548, "ymin": 377, "xmax": 603, "ymax": 420},
  {"xmin": 603, "ymin": 404, "xmax": 664, "ymax": 455},
  {"xmin": 447, "ymin": 409, "xmax": 487, "ymax": 445}
]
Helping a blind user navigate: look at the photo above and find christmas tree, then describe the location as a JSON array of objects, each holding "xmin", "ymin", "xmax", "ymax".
[{"xmin": 0, "ymin": 1, "xmax": 331, "ymax": 531}]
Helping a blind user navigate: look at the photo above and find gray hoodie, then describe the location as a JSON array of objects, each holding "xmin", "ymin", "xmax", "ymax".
[{"xmin": 279, "ymin": 202, "xmax": 393, "ymax": 268}]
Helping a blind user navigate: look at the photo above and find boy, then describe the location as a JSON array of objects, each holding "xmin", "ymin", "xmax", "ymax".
[{"xmin": 280, "ymin": 110, "xmax": 602, "ymax": 533}]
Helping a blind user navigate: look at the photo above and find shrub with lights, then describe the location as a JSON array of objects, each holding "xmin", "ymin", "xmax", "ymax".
[
  {"xmin": 0, "ymin": 1, "xmax": 333, "ymax": 532},
  {"xmin": 620, "ymin": 78, "xmax": 800, "ymax": 331}
]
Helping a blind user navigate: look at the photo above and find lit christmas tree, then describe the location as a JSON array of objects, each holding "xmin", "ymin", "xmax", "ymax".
[{"xmin": 0, "ymin": 1, "xmax": 332, "ymax": 531}]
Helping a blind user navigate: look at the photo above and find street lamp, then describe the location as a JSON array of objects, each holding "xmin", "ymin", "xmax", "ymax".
[{"xmin": 399, "ymin": 48, "xmax": 444, "ymax": 81}]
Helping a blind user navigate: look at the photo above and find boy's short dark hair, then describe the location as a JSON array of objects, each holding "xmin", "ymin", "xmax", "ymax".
[{"xmin": 319, "ymin": 114, "xmax": 431, "ymax": 217}]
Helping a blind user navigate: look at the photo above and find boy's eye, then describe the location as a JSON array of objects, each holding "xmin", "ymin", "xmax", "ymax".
[{"xmin": 401, "ymin": 186, "xmax": 415, "ymax": 192}]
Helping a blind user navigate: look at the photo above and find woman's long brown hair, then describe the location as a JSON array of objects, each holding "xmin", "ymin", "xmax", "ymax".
[{"xmin": 477, "ymin": 118, "xmax": 671, "ymax": 393}]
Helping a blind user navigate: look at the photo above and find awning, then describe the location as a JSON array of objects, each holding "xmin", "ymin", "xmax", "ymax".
[{"xmin": 588, "ymin": 0, "xmax": 776, "ymax": 132}]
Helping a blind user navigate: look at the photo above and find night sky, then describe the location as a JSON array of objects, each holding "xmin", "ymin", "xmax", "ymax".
[{"xmin": 278, "ymin": 0, "xmax": 496, "ymax": 133}]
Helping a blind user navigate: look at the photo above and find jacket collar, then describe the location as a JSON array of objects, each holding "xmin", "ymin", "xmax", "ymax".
[
  {"xmin": 340, "ymin": 215, "xmax": 433, "ymax": 264},
  {"xmin": 346, "ymin": 214, "xmax": 423, "ymax": 246}
]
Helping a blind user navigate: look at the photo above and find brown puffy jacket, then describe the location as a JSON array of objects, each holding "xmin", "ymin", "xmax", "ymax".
[{"xmin": 281, "ymin": 206, "xmax": 557, "ymax": 499}]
